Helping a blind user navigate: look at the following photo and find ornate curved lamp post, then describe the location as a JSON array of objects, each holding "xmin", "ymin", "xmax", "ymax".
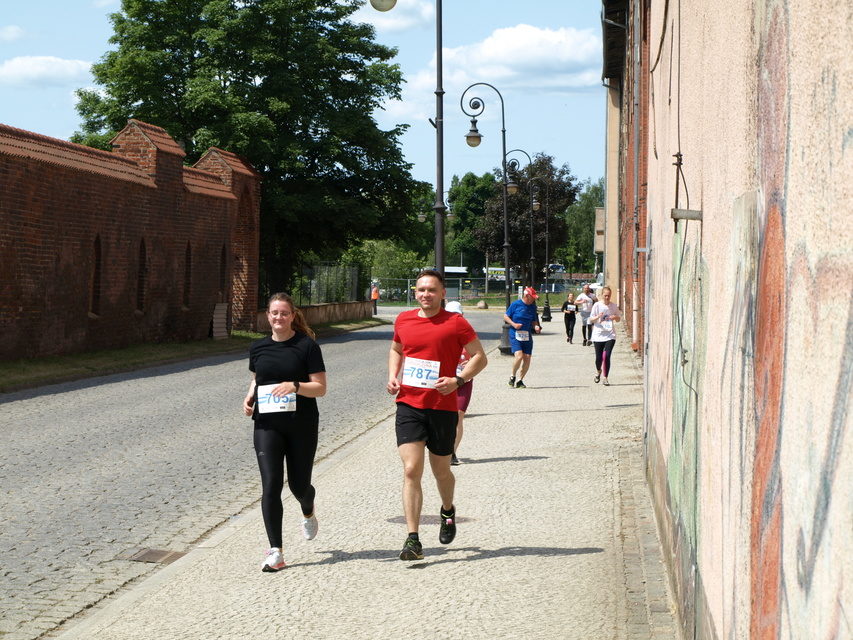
[
  {"xmin": 461, "ymin": 83, "xmax": 523, "ymax": 353},
  {"xmin": 530, "ymin": 179, "xmax": 552, "ymax": 321},
  {"xmin": 461, "ymin": 83, "xmax": 513, "ymax": 311},
  {"xmin": 504, "ymin": 148, "xmax": 535, "ymax": 290},
  {"xmin": 419, "ymin": 191, "xmax": 453, "ymax": 222},
  {"xmin": 370, "ymin": 0, "xmax": 447, "ymax": 277}
]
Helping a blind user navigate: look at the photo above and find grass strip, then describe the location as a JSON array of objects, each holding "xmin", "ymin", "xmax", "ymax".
[{"xmin": 0, "ymin": 317, "xmax": 390, "ymax": 393}]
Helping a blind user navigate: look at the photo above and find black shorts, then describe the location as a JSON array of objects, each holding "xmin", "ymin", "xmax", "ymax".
[{"xmin": 395, "ymin": 402, "xmax": 458, "ymax": 456}]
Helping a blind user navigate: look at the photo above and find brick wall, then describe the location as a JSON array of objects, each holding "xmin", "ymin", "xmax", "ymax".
[{"xmin": 0, "ymin": 119, "xmax": 260, "ymax": 360}]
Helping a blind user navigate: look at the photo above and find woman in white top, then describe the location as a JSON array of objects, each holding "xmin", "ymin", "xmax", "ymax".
[{"xmin": 589, "ymin": 286, "xmax": 621, "ymax": 385}]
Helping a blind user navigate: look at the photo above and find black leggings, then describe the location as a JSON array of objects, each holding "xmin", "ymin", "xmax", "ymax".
[
  {"xmin": 581, "ymin": 317, "xmax": 592, "ymax": 342},
  {"xmin": 254, "ymin": 420, "xmax": 318, "ymax": 548},
  {"xmin": 564, "ymin": 314, "xmax": 576, "ymax": 340},
  {"xmin": 594, "ymin": 340, "xmax": 617, "ymax": 376}
]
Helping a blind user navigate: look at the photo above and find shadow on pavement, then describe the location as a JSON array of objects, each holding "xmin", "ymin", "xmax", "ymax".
[
  {"xmin": 454, "ymin": 455, "xmax": 549, "ymax": 464},
  {"xmin": 295, "ymin": 545, "xmax": 604, "ymax": 568}
]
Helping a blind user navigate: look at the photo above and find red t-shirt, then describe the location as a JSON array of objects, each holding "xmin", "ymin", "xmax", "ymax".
[{"xmin": 392, "ymin": 308, "xmax": 478, "ymax": 411}]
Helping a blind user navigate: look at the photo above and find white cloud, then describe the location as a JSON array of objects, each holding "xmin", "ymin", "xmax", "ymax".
[
  {"xmin": 1, "ymin": 25, "xmax": 25, "ymax": 42},
  {"xmin": 0, "ymin": 56, "xmax": 91, "ymax": 87},
  {"xmin": 353, "ymin": 0, "xmax": 432, "ymax": 34},
  {"xmin": 92, "ymin": 0, "xmax": 120, "ymax": 7},
  {"xmin": 444, "ymin": 24, "xmax": 601, "ymax": 93},
  {"xmin": 376, "ymin": 23, "xmax": 602, "ymax": 132}
]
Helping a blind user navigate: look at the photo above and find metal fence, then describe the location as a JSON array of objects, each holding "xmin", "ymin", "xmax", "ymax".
[
  {"xmin": 373, "ymin": 276, "xmax": 583, "ymax": 306},
  {"xmin": 290, "ymin": 262, "xmax": 360, "ymax": 306}
]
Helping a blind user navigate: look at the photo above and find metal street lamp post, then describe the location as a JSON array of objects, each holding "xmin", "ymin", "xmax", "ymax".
[
  {"xmin": 530, "ymin": 179, "xmax": 552, "ymax": 321},
  {"xmin": 460, "ymin": 83, "xmax": 519, "ymax": 354},
  {"xmin": 370, "ymin": 0, "xmax": 446, "ymax": 277},
  {"xmin": 505, "ymin": 147, "xmax": 534, "ymax": 291},
  {"xmin": 528, "ymin": 183, "xmax": 535, "ymax": 291}
]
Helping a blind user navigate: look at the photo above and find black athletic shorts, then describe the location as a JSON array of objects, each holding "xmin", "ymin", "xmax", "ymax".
[{"xmin": 395, "ymin": 402, "xmax": 458, "ymax": 456}]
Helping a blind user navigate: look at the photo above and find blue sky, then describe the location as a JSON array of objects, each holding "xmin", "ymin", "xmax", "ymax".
[{"xmin": 0, "ymin": 0, "xmax": 606, "ymax": 187}]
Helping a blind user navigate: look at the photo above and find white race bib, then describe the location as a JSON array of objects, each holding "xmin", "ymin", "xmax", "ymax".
[
  {"xmin": 256, "ymin": 384, "xmax": 297, "ymax": 413},
  {"xmin": 515, "ymin": 330, "xmax": 530, "ymax": 341},
  {"xmin": 601, "ymin": 319, "xmax": 613, "ymax": 331},
  {"xmin": 566, "ymin": 304, "xmax": 577, "ymax": 312},
  {"xmin": 402, "ymin": 357, "xmax": 440, "ymax": 388}
]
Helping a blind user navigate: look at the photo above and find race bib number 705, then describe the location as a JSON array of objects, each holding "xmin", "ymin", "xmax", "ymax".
[{"xmin": 256, "ymin": 384, "xmax": 297, "ymax": 413}]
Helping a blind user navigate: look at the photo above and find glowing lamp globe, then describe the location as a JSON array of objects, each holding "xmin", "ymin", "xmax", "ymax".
[{"xmin": 370, "ymin": 0, "xmax": 397, "ymax": 11}]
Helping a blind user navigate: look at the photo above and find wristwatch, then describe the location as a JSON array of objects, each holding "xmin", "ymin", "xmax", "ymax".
[
  {"xmin": 293, "ymin": 380, "xmax": 300, "ymax": 393},
  {"xmin": 455, "ymin": 375, "xmax": 466, "ymax": 387}
]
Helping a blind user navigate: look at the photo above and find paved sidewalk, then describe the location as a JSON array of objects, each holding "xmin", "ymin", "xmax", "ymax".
[{"xmin": 56, "ymin": 318, "xmax": 678, "ymax": 640}]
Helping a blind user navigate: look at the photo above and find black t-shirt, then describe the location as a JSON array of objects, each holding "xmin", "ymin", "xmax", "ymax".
[{"xmin": 249, "ymin": 333, "xmax": 325, "ymax": 423}]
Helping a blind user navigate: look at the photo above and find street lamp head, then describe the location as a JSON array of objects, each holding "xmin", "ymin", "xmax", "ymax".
[
  {"xmin": 506, "ymin": 179, "xmax": 519, "ymax": 195},
  {"xmin": 533, "ymin": 198, "xmax": 541, "ymax": 212},
  {"xmin": 418, "ymin": 213, "xmax": 426, "ymax": 222},
  {"xmin": 465, "ymin": 119, "xmax": 482, "ymax": 147},
  {"xmin": 369, "ymin": 0, "xmax": 397, "ymax": 11}
]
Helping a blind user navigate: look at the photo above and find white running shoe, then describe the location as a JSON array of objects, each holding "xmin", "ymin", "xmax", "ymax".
[
  {"xmin": 302, "ymin": 513, "xmax": 318, "ymax": 540},
  {"xmin": 261, "ymin": 548, "xmax": 285, "ymax": 572}
]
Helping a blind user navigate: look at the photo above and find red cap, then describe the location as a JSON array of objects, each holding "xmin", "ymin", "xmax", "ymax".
[{"xmin": 523, "ymin": 286, "xmax": 539, "ymax": 300}]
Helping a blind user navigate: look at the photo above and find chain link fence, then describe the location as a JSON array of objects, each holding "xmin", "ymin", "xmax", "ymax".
[
  {"xmin": 290, "ymin": 262, "xmax": 360, "ymax": 306},
  {"xmin": 372, "ymin": 276, "xmax": 581, "ymax": 306},
  {"xmin": 373, "ymin": 278, "xmax": 518, "ymax": 305}
]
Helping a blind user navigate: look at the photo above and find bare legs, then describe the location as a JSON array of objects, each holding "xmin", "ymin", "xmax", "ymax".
[{"xmin": 398, "ymin": 441, "xmax": 455, "ymax": 533}]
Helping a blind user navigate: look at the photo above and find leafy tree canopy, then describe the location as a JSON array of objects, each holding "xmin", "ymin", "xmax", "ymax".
[
  {"xmin": 72, "ymin": 0, "xmax": 425, "ymax": 294},
  {"xmin": 444, "ymin": 172, "xmax": 497, "ymax": 274},
  {"xmin": 473, "ymin": 153, "xmax": 580, "ymax": 286},
  {"xmin": 363, "ymin": 239, "xmax": 423, "ymax": 282},
  {"xmin": 558, "ymin": 177, "xmax": 604, "ymax": 277}
]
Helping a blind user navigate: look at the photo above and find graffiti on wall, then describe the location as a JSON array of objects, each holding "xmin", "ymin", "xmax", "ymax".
[
  {"xmin": 668, "ymin": 222, "xmax": 709, "ymax": 629},
  {"xmin": 750, "ymin": 0, "xmax": 853, "ymax": 637}
]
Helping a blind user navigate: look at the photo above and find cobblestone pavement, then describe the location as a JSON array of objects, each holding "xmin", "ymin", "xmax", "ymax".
[
  {"xmin": 38, "ymin": 308, "xmax": 679, "ymax": 640},
  {"xmin": 0, "ymin": 310, "xmax": 500, "ymax": 640}
]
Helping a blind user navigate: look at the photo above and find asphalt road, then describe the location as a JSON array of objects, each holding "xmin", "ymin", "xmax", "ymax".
[{"xmin": 0, "ymin": 307, "xmax": 504, "ymax": 640}]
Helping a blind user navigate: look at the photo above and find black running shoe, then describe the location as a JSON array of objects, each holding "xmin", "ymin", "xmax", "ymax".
[
  {"xmin": 451, "ymin": 453, "xmax": 461, "ymax": 466},
  {"xmin": 508, "ymin": 376, "xmax": 516, "ymax": 388},
  {"xmin": 515, "ymin": 379, "xmax": 526, "ymax": 389},
  {"xmin": 439, "ymin": 508, "xmax": 457, "ymax": 544},
  {"xmin": 399, "ymin": 537, "xmax": 424, "ymax": 561}
]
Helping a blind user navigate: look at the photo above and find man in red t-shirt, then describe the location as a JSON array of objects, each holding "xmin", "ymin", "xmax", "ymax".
[{"xmin": 387, "ymin": 269, "xmax": 487, "ymax": 560}]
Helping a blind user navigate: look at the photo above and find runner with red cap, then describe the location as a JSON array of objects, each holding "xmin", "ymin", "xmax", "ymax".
[{"xmin": 503, "ymin": 286, "xmax": 542, "ymax": 388}]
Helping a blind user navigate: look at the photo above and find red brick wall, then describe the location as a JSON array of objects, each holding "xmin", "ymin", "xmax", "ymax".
[
  {"xmin": 616, "ymin": 0, "xmax": 650, "ymax": 358},
  {"xmin": 0, "ymin": 120, "xmax": 260, "ymax": 360}
]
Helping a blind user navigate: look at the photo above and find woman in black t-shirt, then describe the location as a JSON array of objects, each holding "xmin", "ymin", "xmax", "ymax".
[
  {"xmin": 242, "ymin": 293, "xmax": 326, "ymax": 572},
  {"xmin": 560, "ymin": 292, "xmax": 578, "ymax": 344}
]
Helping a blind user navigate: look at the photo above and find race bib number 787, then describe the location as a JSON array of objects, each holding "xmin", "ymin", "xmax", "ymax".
[{"xmin": 402, "ymin": 357, "xmax": 440, "ymax": 388}]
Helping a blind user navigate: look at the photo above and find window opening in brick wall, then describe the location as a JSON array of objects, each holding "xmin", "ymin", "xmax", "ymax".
[
  {"xmin": 137, "ymin": 239, "xmax": 147, "ymax": 312},
  {"xmin": 219, "ymin": 244, "xmax": 227, "ymax": 303},
  {"xmin": 90, "ymin": 235, "xmax": 102, "ymax": 316},
  {"xmin": 183, "ymin": 242, "xmax": 192, "ymax": 309}
]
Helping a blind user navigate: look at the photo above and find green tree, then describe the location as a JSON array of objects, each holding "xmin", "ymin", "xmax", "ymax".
[
  {"xmin": 560, "ymin": 177, "xmax": 603, "ymax": 278},
  {"xmin": 366, "ymin": 239, "xmax": 423, "ymax": 281},
  {"xmin": 72, "ymin": 0, "xmax": 423, "ymax": 295},
  {"xmin": 473, "ymin": 153, "xmax": 580, "ymax": 286},
  {"xmin": 445, "ymin": 172, "xmax": 497, "ymax": 274}
]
